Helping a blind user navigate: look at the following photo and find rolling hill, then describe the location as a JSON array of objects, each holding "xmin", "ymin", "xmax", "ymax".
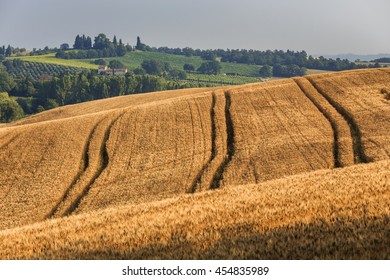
[{"xmin": 0, "ymin": 68, "xmax": 389, "ymax": 259}]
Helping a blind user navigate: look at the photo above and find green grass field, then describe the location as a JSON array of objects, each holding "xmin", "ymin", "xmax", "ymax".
[
  {"xmin": 186, "ymin": 73, "xmax": 261, "ymax": 85},
  {"xmin": 76, "ymin": 51, "xmax": 261, "ymax": 76},
  {"xmin": 10, "ymin": 51, "xmax": 334, "ymax": 84},
  {"xmin": 11, "ymin": 54, "xmax": 98, "ymax": 69}
]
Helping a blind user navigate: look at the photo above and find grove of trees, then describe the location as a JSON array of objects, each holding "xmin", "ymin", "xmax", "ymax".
[
  {"xmin": 0, "ymin": 92, "xmax": 24, "ymax": 122},
  {"xmin": 56, "ymin": 33, "xmax": 129, "ymax": 59}
]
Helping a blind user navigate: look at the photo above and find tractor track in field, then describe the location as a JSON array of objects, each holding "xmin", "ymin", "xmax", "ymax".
[
  {"xmin": 46, "ymin": 112, "xmax": 126, "ymax": 218},
  {"xmin": 189, "ymin": 93, "xmax": 217, "ymax": 193},
  {"xmin": 295, "ymin": 78, "xmax": 342, "ymax": 168},
  {"xmin": 306, "ymin": 77, "xmax": 369, "ymax": 164},
  {"xmin": 209, "ymin": 91, "xmax": 235, "ymax": 189},
  {"xmin": 189, "ymin": 90, "xmax": 235, "ymax": 192}
]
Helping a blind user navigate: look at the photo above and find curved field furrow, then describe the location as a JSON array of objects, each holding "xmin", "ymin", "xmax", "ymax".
[
  {"xmin": 0, "ymin": 113, "xmax": 106, "ymax": 230},
  {"xmin": 308, "ymin": 69, "xmax": 390, "ymax": 162},
  {"xmin": 0, "ymin": 159, "xmax": 388, "ymax": 259},
  {"xmin": 73, "ymin": 94, "xmax": 215, "ymax": 213},
  {"xmin": 306, "ymin": 77, "xmax": 368, "ymax": 163},
  {"xmin": 49, "ymin": 112, "xmax": 124, "ymax": 218},
  {"xmin": 211, "ymin": 90, "xmax": 236, "ymax": 187},
  {"xmin": 295, "ymin": 77, "xmax": 354, "ymax": 167},
  {"xmin": 220, "ymin": 80, "xmax": 334, "ymax": 186},
  {"xmin": 0, "ymin": 68, "xmax": 388, "ymax": 260}
]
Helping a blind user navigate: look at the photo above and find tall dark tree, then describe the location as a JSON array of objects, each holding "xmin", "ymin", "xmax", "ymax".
[
  {"xmin": 113, "ymin": 35, "xmax": 118, "ymax": 46},
  {"xmin": 73, "ymin": 35, "xmax": 81, "ymax": 49},
  {"xmin": 5, "ymin": 45, "xmax": 12, "ymax": 57},
  {"xmin": 81, "ymin": 35, "xmax": 87, "ymax": 49},
  {"xmin": 85, "ymin": 36, "xmax": 92, "ymax": 49},
  {"xmin": 136, "ymin": 36, "xmax": 146, "ymax": 51}
]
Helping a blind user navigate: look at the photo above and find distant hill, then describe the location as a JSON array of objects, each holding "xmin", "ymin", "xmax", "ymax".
[{"xmin": 319, "ymin": 53, "xmax": 390, "ymax": 62}]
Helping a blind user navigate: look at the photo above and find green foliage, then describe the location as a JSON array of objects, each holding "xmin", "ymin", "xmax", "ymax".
[
  {"xmin": 136, "ymin": 36, "xmax": 147, "ymax": 51},
  {"xmin": 197, "ymin": 61, "xmax": 222, "ymax": 75},
  {"xmin": 0, "ymin": 92, "xmax": 24, "ymax": 122},
  {"xmin": 201, "ymin": 51, "xmax": 217, "ymax": 61},
  {"xmin": 372, "ymin": 57, "xmax": 390, "ymax": 63},
  {"xmin": 186, "ymin": 73, "xmax": 259, "ymax": 85},
  {"xmin": 141, "ymin": 59, "xmax": 169, "ymax": 75},
  {"xmin": 3, "ymin": 60, "xmax": 82, "ymax": 80},
  {"xmin": 94, "ymin": 59, "xmax": 106, "ymax": 66},
  {"xmin": 259, "ymin": 65, "xmax": 272, "ymax": 78},
  {"xmin": 0, "ymin": 69, "xmax": 16, "ymax": 92},
  {"xmin": 109, "ymin": 60, "xmax": 125, "ymax": 69},
  {"xmin": 272, "ymin": 64, "xmax": 306, "ymax": 77},
  {"xmin": 133, "ymin": 68, "xmax": 146, "ymax": 75},
  {"xmin": 183, "ymin": 64, "xmax": 195, "ymax": 71},
  {"xmin": 168, "ymin": 69, "xmax": 187, "ymax": 80}
]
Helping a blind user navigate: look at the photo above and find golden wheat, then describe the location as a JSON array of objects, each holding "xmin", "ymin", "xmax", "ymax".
[
  {"xmin": 0, "ymin": 69, "xmax": 389, "ymax": 259},
  {"xmin": 0, "ymin": 113, "xmax": 106, "ymax": 230},
  {"xmin": 74, "ymin": 92, "xmax": 216, "ymax": 213},
  {"xmin": 13, "ymin": 88, "xmax": 209, "ymax": 126},
  {"xmin": 308, "ymin": 69, "xmax": 390, "ymax": 161},
  {"xmin": 220, "ymin": 79, "xmax": 334, "ymax": 186},
  {"xmin": 0, "ymin": 159, "xmax": 388, "ymax": 259},
  {"xmin": 295, "ymin": 77, "xmax": 354, "ymax": 167}
]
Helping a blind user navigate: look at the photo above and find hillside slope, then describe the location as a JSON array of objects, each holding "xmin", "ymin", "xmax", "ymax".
[
  {"xmin": 0, "ymin": 68, "xmax": 389, "ymax": 259},
  {"xmin": 0, "ymin": 159, "xmax": 389, "ymax": 259}
]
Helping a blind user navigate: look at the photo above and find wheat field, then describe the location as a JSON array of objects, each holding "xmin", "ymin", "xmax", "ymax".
[{"xmin": 0, "ymin": 68, "xmax": 389, "ymax": 259}]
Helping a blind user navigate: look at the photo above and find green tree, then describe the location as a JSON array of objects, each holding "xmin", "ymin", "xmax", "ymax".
[
  {"xmin": 94, "ymin": 59, "xmax": 107, "ymax": 66},
  {"xmin": 183, "ymin": 64, "xmax": 195, "ymax": 71},
  {"xmin": 0, "ymin": 92, "xmax": 24, "ymax": 122},
  {"xmin": 259, "ymin": 65, "xmax": 272, "ymax": 78},
  {"xmin": 109, "ymin": 60, "xmax": 125, "ymax": 69},
  {"xmin": 115, "ymin": 44, "xmax": 127, "ymax": 56},
  {"xmin": 141, "ymin": 59, "xmax": 166, "ymax": 75},
  {"xmin": 197, "ymin": 61, "xmax": 221, "ymax": 75},
  {"xmin": 0, "ymin": 70, "xmax": 16, "ymax": 92},
  {"xmin": 94, "ymin": 33, "xmax": 112, "ymax": 50},
  {"xmin": 136, "ymin": 36, "xmax": 146, "ymax": 51},
  {"xmin": 60, "ymin": 43, "xmax": 69, "ymax": 50},
  {"xmin": 5, "ymin": 45, "xmax": 12, "ymax": 57},
  {"xmin": 113, "ymin": 35, "xmax": 118, "ymax": 46}
]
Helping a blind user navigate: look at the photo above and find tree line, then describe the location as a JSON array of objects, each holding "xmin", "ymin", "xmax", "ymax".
[
  {"xmin": 0, "ymin": 65, "xmax": 205, "ymax": 122},
  {"xmin": 138, "ymin": 44, "xmax": 380, "ymax": 72},
  {"xmin": 55, "ymin": 33, "xmax": 131, "ymax": 60}
]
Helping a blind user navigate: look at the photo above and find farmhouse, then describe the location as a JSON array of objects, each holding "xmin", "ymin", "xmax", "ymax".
[{"xmin": 98, "ymin": 65, "xmax": 128, "ymax": 76}]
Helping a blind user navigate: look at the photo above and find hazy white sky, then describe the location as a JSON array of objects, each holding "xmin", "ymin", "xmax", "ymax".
[{"xmin": 0, "ymin": 0, "xmax": 389, "ymax": 55}]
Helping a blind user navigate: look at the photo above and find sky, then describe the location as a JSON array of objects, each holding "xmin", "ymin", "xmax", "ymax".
[{"xmin": 0, "ymin": 0, "xmax": 389, "ymax": 55}]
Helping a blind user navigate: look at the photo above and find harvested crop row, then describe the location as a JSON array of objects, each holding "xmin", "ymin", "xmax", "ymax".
[
  {"xmin": 49, "ymin": 112, "xmax": 124, "ymax": 218},
  {"xmin": 295, "ymin": 77, "xmax": 354, "ymax": 167},
  {"xmin": 308, "ymin": 69, "xmax": 390, "ymax": 161},
  {"xmin": 0, "ymin": 113, "xmax": 106, "ymax": 230},
  {"xmin": 74, "ymin": 93, "xmax": 215, "ymax": 213},
  {"xmin": 191, "ymin": 90, "xmax": 228, "ymax": 192},
  {"xmin": 220, "ymin": 80, "xmax": 334, "ymax": 186},
  {"xmin": 0, "ymin": 159, "xmax": 388, "ymax": 259}
]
